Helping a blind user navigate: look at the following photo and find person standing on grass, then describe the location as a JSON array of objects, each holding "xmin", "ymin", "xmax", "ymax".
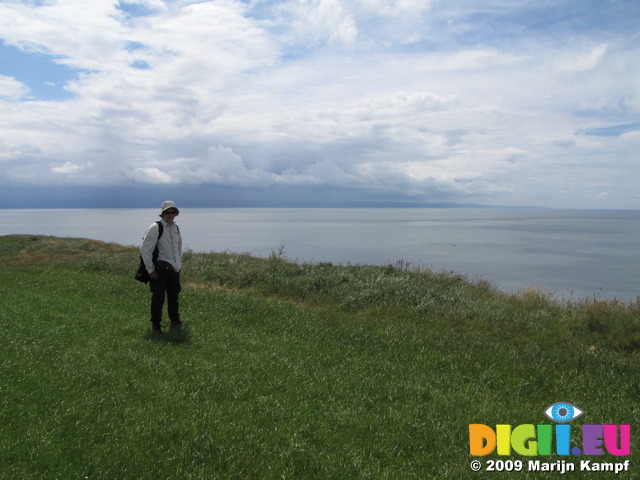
[{"xmin": 140, "ymin": 201, "xmax": 183, "ymax": 334}]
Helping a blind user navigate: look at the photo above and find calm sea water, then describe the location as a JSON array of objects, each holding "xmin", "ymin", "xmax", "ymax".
[{"xmin": 2, "ymin": 208, "xmax": 639, "ymax": 301}]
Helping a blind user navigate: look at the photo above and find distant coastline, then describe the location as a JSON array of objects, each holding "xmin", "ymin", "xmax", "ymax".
[
  {"xmin": 3, "ymin": 202, "xmax": 550, "ymax": 209},
  {"xmin": 1, "ymin": 184, "xmax": 631, "ymax": 210}
]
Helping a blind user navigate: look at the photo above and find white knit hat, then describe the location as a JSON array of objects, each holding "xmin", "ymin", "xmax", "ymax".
[{"xmin": 159, "ymin": 200, "xmax": 180, "ymax": 216}]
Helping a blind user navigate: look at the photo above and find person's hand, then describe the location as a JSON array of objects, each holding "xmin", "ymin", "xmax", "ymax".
[{"xmin": 150, "ymin": 271, "xmax": 159, "ymax": 280}]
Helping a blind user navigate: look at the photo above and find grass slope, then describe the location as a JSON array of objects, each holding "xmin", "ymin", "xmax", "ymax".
[{"xmin": 0, "ymin": 235, "xmax": 638, "ymax": 479}]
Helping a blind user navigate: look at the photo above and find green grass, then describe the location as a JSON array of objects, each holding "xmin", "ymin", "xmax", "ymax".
[{"xmin": 0, "ymin": 235, "xmax": 638, "ymax": 479}]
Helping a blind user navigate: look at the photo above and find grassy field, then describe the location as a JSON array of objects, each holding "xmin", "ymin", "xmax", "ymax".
[{"xmin": 0, "ymin": 234, "xmax": 638, "ymax": 479}]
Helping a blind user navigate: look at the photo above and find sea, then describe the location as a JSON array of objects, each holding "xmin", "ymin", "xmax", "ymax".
[{"xmin": 1, "ymin": 208, "xmax": 639, "ymax": 302}]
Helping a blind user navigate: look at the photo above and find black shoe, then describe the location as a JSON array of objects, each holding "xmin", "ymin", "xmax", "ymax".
[
  {"xmin": 152, "ymin": 322, "xmax": 163, "ymax": 334},
  {"xmin": 170, "ymin": 321, "xmax": 183, "ymax": 330}
]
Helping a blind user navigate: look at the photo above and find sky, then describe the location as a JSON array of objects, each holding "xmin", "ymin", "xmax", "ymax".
[{"xmin": 0, "ymin": 0, "xmax": 639, "ymax": 209}]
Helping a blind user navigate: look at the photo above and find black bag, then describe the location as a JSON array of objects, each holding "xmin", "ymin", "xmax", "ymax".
[{"xmin": 135, "ymin": 221, "xmax": 164, "ymax": 283}]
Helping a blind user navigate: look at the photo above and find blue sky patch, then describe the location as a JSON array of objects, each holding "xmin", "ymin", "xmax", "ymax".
[
  {"xmin": 131, "ymin": 60, "xmax": 151, "ymax": 70},
  {"xmin": 582, "ymin": 122, "xmax": 640, "ymax": 137},
  {"xmin": 117, "ymin": 1, "xmax": 159, "ymax": 18},
  {"xmin": 125, "ymin": 41, "xmax": 146, "ymax": 52},
  {"xmin": 0, "ymin": 42, "xmax": 78, "ymax": 101}
]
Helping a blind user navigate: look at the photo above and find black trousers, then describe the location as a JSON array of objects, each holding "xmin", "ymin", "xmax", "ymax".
[{"xmin": 149, "ymin": 261, "xmax": 181, "ymax": 325}]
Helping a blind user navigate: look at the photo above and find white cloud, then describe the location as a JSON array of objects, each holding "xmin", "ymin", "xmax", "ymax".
[
  {"xmin": 554, "ymin": 44, "xmax": 608, "ymax": 75},
  {"xmin": 284, "ymin": 0, "xmax": 358, "ymax": 47},
  {"xmin": 0, "ymin": 75, "xmax": 30, "ymax": 100},
  {"xmin": 0, "ymin": 0, "xmax": 638, "ymax": 208},
  {"xmin": 0, "ymin": 1, "xmax": 125, "ymax": 68},
  {"xmin": 132, "ymin": 166, "xmax": 172, "ymax": 184},
  {"xmin": 51, "ymin": 161, "xmax": 84, "ymax": 174},
  {"xmin": 357, "ymin": 0, "xmax": 437, "ymax": 17}
]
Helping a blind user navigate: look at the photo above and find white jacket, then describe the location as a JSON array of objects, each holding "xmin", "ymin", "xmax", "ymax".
[{"xmin": 140, "ymin": 218, "xmax": 183, "ymax": 273}]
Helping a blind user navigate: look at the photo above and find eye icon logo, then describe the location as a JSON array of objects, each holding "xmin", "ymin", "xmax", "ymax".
[{"xmin": 544, "ymin": 402, "xmax": 584, "ymax": 423}]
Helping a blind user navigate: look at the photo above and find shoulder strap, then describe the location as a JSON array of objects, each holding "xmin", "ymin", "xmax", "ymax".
[
  {"xmin": 156, "ymin": 220, "xmax": 164, "ymax": 240},
  {"xmin": 152, "ymin": 221, "xmax": 163, "ymax": 263}
]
